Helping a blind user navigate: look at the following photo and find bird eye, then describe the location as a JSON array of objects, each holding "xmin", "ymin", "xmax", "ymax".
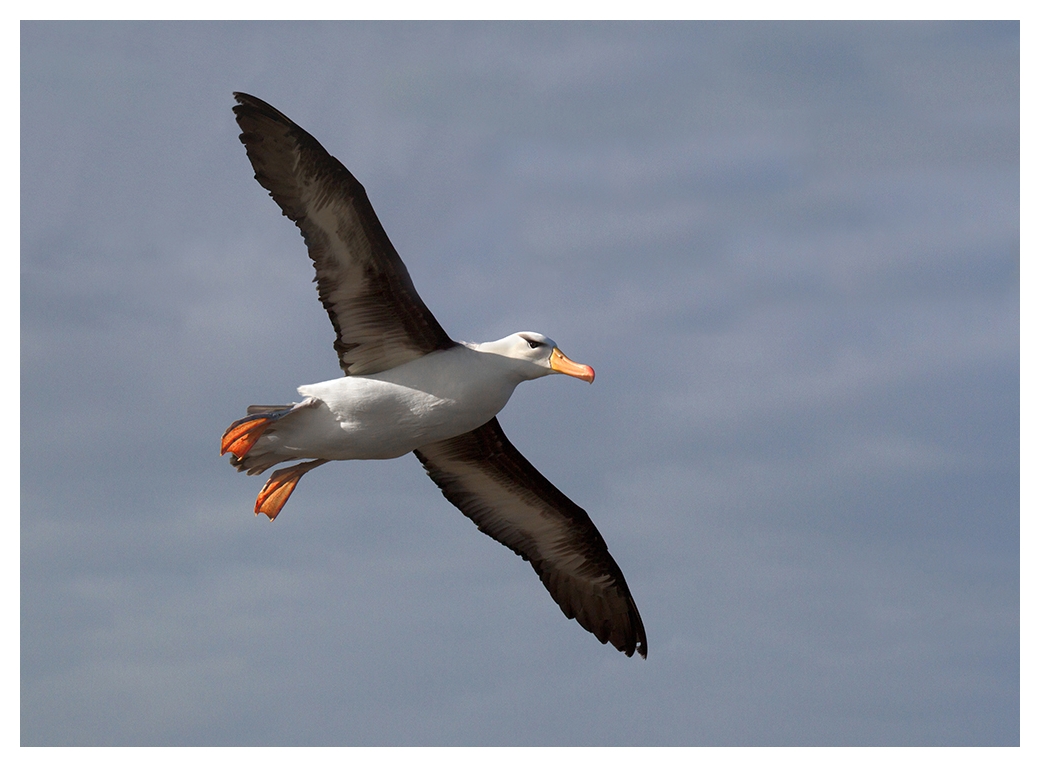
[{"xmin": 527, "ymin": 339, "xmax": 542, "ymax": 349}]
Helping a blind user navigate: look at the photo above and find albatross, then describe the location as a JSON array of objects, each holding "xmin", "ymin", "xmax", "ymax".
[{"xmin": 221, "ymin": 92, "xmax": 647, "ymax": 659}]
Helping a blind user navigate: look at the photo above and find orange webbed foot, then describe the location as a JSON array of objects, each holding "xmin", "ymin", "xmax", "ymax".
[
  {"xmin": 254, "ymin": 459, "xmax": 328, "ymax": 520},
  {"xmin": 221, "ymin": 415, "xmax": 275, "ymax": 459}
]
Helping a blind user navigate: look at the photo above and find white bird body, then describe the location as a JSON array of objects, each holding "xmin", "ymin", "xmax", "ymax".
[{"xmin": 242, "ymin": 337, "xmax": 550, "ymax": 468}]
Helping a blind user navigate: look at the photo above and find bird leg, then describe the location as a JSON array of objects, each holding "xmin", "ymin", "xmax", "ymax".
[{"xmin": 254, "ymin": 459, "xmax": 329, "ymax": 520}]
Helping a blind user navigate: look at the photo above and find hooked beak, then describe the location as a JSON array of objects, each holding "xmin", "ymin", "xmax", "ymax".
[{"xmin": 549, "ymin": 347, "xmax": 595, "ymax": 383}]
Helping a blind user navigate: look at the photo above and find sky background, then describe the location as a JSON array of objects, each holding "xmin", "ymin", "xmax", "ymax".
[{"xmin": 20, "ymin": 21, "xmax": 1019, "ymax": 746}]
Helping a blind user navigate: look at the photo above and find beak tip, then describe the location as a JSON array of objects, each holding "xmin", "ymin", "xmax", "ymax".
[{"xmin": 550, "ymin": 348, "xmax": 596, "ymax": 383}]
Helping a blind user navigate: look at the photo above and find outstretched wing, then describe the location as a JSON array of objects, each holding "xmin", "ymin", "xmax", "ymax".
[
  {"xmin": 414, "ymin": 418, "xmax": 647, "ymax": 658},
  {"xmin": 233, "ymin": 92, "xmax": 456, "ymax": 375}
]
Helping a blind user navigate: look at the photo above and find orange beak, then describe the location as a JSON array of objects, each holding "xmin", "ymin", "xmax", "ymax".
[{"xmin": 549, "ymin": 347, "xmax": 595, "ymax": 383}]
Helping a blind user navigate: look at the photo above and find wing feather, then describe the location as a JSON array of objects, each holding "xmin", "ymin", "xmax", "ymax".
[
  {"xmin": 232, "ymin": 92, "xmax": 456, "ymax": 375},
  {"xmin": 414, "ymin": 418, "xmax": 647, "ymax": 658}
]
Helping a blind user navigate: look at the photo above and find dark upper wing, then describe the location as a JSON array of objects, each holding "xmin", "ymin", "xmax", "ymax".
[
  {"xmin": 232, "ymin": 92, "xmax": 456, "ymax": 375},
  {"xmin": 414, "ymin": 418, "xmax": 647, "ymax": 658}
]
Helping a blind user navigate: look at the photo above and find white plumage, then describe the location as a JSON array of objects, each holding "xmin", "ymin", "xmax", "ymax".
[{"xmin": 233, "ymin": 334, "xmax": 576, "ymax": 470}]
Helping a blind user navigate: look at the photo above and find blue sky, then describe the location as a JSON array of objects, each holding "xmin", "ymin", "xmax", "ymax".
[{"xmin": 20, "ymin": 21, "xmax": 1018, "ymax": 746}]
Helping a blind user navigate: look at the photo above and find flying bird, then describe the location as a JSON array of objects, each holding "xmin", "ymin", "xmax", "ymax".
[{"xmin": 222, "ymin": 92, "xmax": 647, "ymax": 658}]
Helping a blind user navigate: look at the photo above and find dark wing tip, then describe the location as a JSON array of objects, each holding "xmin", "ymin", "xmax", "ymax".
[
  {"xmin": 607, "ymin": 597, "xmax": 648, "ymax": 659},
  {"xmin": 232, "ymin": 93, "xmax": 309, "ymax": 148},
  {"xmin": 629, "ymin": 613, "xmax": 649, "ymax": 659},
  {"xmin": 622, "ymin": 580, "xmax": 648, "ymax": 659},
  {"xmin": 232, "ymin": 92, "xmax": 293, "ymax": 123},
  {"xmin": 580, "ymin": 577, "xmax": 648, "ymax": 659}
]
